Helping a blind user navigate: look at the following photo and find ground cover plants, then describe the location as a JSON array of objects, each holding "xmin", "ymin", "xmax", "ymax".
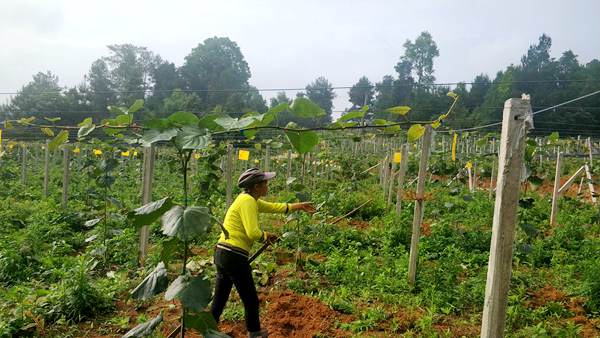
[{"xmin": 0, "ymin": 98, "xmax": 598, "ymax": 337}]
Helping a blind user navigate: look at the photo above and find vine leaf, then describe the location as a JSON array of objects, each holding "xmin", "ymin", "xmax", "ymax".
[
  {"xmin": 128, "ymin": 197, "xmax": 173, "ymax": 227},
  {"xmin": 165, "ymin": 275, "xmax": 212, "ymax": 312},
  {"xmin": 185, "ymin": 311, "xmax": 222, "ymax": 335},
  {"xmin": 385, "ymin": 106, "xmax": 411, "ymax": 115},
  {"xmin": 337, "ymin": 110, "xmax": 365, "ymax": 122},
  {"xmin": 407, "ymin": 124, "xmax": 425, "ymax": 142},
  {"xmin": 41, "ymin": 127, "xmax": 54, "ymax": 137},
  {"xmin": 78, "ymin": 117, "xmax": 96, "ymax": 138},
  {"xmin": 175, "ymin": 125, "xmax": 211, "ymax": 150},
  {"xmin": 284, "ymin": 123, "xmax": 319, "ymax": 154},
  {"xmin": 48, "ymin": 130, "xmax": 69, "ymax": 151},
  {"xmin": 140, "ymin": 128, "xmax": 178, "ymax": 147},
  {"xmin": 167, "ymin": 111, "xmax": 199, "ymax": 126},
  {"xmin": 161, "ymin": 206, "xmax": 212, "ymax": 241},
  {"xmin": 127, "ymin": 99, "xmax": 144, "ymax": 114},
  {"xmin": 290, "ymin": 98, "xmax": 325, "ymax": 118},
  {"xmin": 130, "ymin": 262, "xmax": 168, "ymax": 301},
  {"xmin": 123, "ymin": 313, "xmax": 163, "ymax": 338}
]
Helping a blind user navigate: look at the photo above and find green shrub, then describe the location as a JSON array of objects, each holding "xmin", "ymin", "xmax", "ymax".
[{"xmin": 42, "ymin": 258, "xmax": 112, "ymax": 322}]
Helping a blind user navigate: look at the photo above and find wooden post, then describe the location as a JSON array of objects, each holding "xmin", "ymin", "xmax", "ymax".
[
  {"xmin": 139, "ymin": 146, "xmax": 155, "ymax": 265},
  {"xmin": 550, "ymin": 150, "xmax": 562, "ymax": 226},
  {"xmin": 481, "ymin": 98, "xmax": 533, "ymax": 338},
  {"xmin": 43, "ymin": 140, "xmax": 50, "ymax": 198},
  {"xmin": 584, "ymin": 164, "xmax": 597, "ymax": 204},
  {"xmin": 408, "ymin": 125, "xmax": 433, "ymax": 286},
  {"xmin": 21, "ymin": 144, "xmax": 27, "ymax": 185},
  {"xmin": 61, "ymin": 146, "xmax": 70, "ymax": 208},
  {"xmin": 587, "ymin": 137, "xmax": 593, "ymax": 167},
  {"xmin": 387, "ymin": 151, "xmax": 398, "ymax": 206},
  {"xmin": 226, "ymin": 144, "xmax": 233, "ymax": 208},
  {"xmin": 395, "ymin": 144, "xmax": 409, "ymax": 214},
  {"xmin": 467, "ymin": 165, "xmax": 474, "ymax": 193},
  {"xmin": 489, "ymin": 157, "xmax": 496, "ymax": 200}
]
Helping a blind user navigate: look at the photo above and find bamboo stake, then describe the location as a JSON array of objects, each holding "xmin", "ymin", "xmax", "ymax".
[{"xmin": 408, "ymin": 125, "xmax": 433, "ymax": 286}]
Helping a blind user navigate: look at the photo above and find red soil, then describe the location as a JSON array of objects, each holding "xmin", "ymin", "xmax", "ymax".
[{"xmin": 220, "ymin": 291, "xmax": 354, "ymax": 338}]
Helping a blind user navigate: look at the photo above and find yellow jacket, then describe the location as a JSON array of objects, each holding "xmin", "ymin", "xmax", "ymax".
[{"xmin": 218, "ymin": 193, "xmax": 288, "ymax": 253}]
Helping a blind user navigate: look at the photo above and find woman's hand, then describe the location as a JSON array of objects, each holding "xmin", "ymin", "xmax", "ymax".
[
  {"xmin": 292, "ymin": 202, "xmax": 316, "ymax": 213},
  {"xmin": 265, "ymin": 232, "xmax": 279, "ymax": 244}
]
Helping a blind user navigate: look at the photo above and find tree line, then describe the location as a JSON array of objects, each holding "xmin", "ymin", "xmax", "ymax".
[{"xmin": 1, "ymin": 33, "xmax": 599, "ymax": 135}]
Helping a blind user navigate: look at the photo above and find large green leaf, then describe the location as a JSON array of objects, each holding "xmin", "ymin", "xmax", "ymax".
[
  {"xmin": 140, "ymin": 128, "xmax": 178, "ymax": 147},
  {"xmin": 161, "ymin": 206, "xmax": 212, "ymax": 241},
  {"xmin": 290, "ymin": 97, "xmax": 325, "ymax": 118},
  {"xmin": 185, "ymin": 311, "xmax": 219, "ymax": 334},
  {"xmin": 175, "ymin": 126, "xmax": 210, "ymax": 150},
  {"xmin": 167, "ymin": 111, "xmax": 199, "ymax": 126},
  {"xmin": 127, "ymin": 99, "xmax": 144, "ymax": 114},
  {"xmin": 180, "ymin": 277, "xmax": 212, "ymax": 312},
  {"xmin": 164, "ymin": 275, "xmax": 212, "ymax": 312},
  {"xmin": 48, "ymin": 130, "xmax": 69, "ymax": 151},
  {"xmin": 407, "ymin": 124, "xmax": 425, "ymax": 142},
  {"xmin": 77, "ymin": 117, "xmax": 96, "ymax": 139},
  {"xmin": 337, "ymin": 110, "xmax": 365, "ymax": 122},
  {"xmin": 160, "ymin": 237, "xmax": 181, "ymax": 268},
  {"xmin": 130, "ymin": 262, "xmax": 168, "ymax": 301},
  {"xmin": 285, "ymin": 124, "xmax": 319, "ymax": 154},
  {"xmin": 198, "ymin": 113, "xmax": 223, "ymax": 131},
  {"xmin": 385, "ymin": 106, "xmax": 411, "ymax": 115},
  {"xmin": 214, "ymin": 115, "xmax": 260, "ymax": 130},
  {"xmin": 129, "ymin": 197, "xmax": 173, "ymax": 227},
  {"xmin": 123, "ymin": 313, "xmax": 163, "ymax": 338}
]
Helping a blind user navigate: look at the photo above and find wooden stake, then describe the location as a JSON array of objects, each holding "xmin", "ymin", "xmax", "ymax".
[
  {"xmin": 489, "ymin": 157, "xmax": 496, "ymax": 200},
  {"xmin": 139, "ymin": 146, "xmax": 155, "ymax": 265},
  {"xmin": 550, "ymin": 150, "xmax": 563, "ymax": 226},
  {"xmin": 387, "ymin": 151, "xmax": 398, "ymax": 206},
  {"xmin": 584, "ymin": 164, "xmax": 597, "ymax": 204},
  {"xmin": 481, "ymin": 98, "xmax": 533, "ymax": 338},
  {"xmin": 408, "ymin": 125, "xmax": 433, "ymax": 286},
  {"xmin": 395, "ymin": 144, "xmax": 409, "ymax": 214}
]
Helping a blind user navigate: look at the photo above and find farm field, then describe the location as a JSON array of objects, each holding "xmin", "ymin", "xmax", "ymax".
[{"xmin": 0, "ymin": 122, "xmax": 598, "ymax": 337}]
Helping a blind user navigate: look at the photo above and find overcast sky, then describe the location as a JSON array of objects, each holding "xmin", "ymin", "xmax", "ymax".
[{"xmin": 1, "ymin": 0, "xmax": 599, "ymax": 114}]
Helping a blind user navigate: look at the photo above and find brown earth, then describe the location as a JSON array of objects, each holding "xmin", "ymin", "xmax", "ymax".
[
  {"xmin": 220, "ymin": 290, "xmax": 355, "ymax": 338},
  {"xmin": 527, "ymin": 284, "xmax": 600, "ymax": 338}
]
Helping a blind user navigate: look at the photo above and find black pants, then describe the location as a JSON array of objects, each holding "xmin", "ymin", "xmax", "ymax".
[{"xmin": 211, "ymin": 247, "xmax": 261, "ymax": 332}]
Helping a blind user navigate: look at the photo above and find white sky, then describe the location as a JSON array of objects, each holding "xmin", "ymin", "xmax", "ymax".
[{"xmin": 1, "ymin": 0, "xmax": 599, "ymax": 115}]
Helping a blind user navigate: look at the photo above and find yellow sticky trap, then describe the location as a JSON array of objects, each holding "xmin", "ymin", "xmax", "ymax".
[
  {"xmin": 254, "ymin": 159, "xmax": 260, "ymax": 165},
  {"xmin": 465, "ymin": 161, "xmax": 472, "ymax": 169},
  {"xmin": 121, "ymin": 151, "xmax": 130, "ymax": 157},
  {"xmin": 93, "ymin": 149, "xmax": 102, "ymax": 156},
  {"xmin": 451, "ymin": 133, "xmax": 457, "ymax": 162},
  {"xmin": 393, "ymin": 152, "xmax": 402, "ymax": 163},
  {"xmin": 73, "ymin": 147, "xmax": 81, "ymax": 154},
  {"xmin": 133, "ymin": 150, "xmax": 138, "ymax": 157},
  {"xmin": 194, "ymin": 152, "xmax": 201, "ymax": 160},
  {"xmin": 238, "ymin": 149, "xmax": 249, "ymax": 161}
]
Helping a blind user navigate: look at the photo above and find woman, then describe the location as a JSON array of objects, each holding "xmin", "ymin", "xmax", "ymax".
[{"xmin": 210, "ymin": 167, "xmax": 315, "ymax": 338}]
